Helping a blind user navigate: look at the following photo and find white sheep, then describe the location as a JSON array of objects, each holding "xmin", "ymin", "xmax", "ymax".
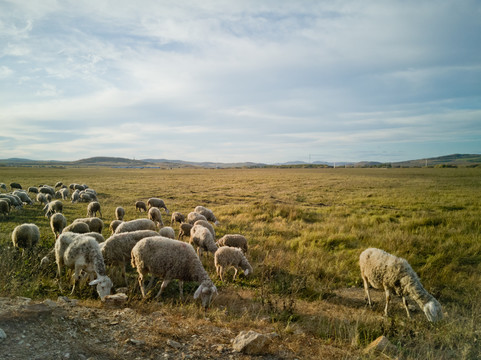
[
  {"xmin": 56, "ymin": 188, "xmax": 70, "ymax": 200},
  {"xmin": 0, "ymin": 199, "xmax": 10, "ymax": 218},
  {"xmin": 147, "ymin": 198, "xmax": 170, "ymax": 214},
  {"xmin": 0, "ymin": 194, "xmax": 22, "ymax": 209},
  {"xmin": 55, "ymin": 232, "xmax": 112, "ymax": 300},
  {"xmin": 159, "ymin": 226, "xmax": 175, "ymax": 239},
  {"xmin": 43, "ymin": 200, "xmax": 63, "ymax": 218},
  {"xmin": 131, "ymin": 236, "xmax": 217, "ymax": 309},
  {"xmin": 73, "ymin": 217, "xmax": 104, "ymax": 234},
  {"xmin": 71, "ymin": 190, "xmax": 80, "ymax": 203},
  {"xmin": 13, "ymin": 190, "xmax": 33, "ymax": 205},
  {"xmin": 194, "ymin": 205, "xmax": 219, "ymax": 225},
  {"xmin": 216, "ymin": 234, "xmax": 248, "ymax": 254},
  {"xmin": 189, "ymin": 224, "xmax": 218, "ymax": 257},
  {"xmin": 148, "ymin": 207, "xmax": 164, "ymax": 228},
  {"xmin": 37, "ymin": 192, "xmax": 49, "ymax": 205},
  {"xmin": 12, "ymin": 223, "xmax": 40, "ymax": 253},
  {"xmin": 135, "ymin": 201, "xmax": 147, "ymax": 212},
  {"xmin": 214, "ymin": 246, "xmax": 253, "ymax": 281},
  {"xmin": 87, "ymin": 201, "xmax": 102, "ymax": 217},
  {"xmin": 187, "ymin": 211, "xmax": 207, "ymax": 224},
  {"xmin": 115, "ymin": 206, "xmax": 125, "ymax": 221},
  {"xmin": 50, "ymin": 213, "xmax": 67, "ymax": 238},
  {"xmin": 359, "ymin": 248, "xmax": 443, "ymax": 322},
  {"xmin": 115, "ymin": 218, "xmax": 157, "ymax": 233},
  {"xmin": 63, "ymin": 221, "xmax": 90, "ymax": 234},
  {"xmin": 101, "ymin": 229, "xmax": 159, "ymax": 285},
  {"xmin": 194, "ymin": 219, "xmax": 215, "ymax": 239}
]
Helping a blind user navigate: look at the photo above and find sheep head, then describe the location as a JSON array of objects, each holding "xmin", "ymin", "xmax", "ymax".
[
  {"xmin": 90, "ymin": 275, "xmax": 113, "ymax": 300},
  {"xmin": 423, "ymin": 298, "xmax": 443, "ymax": 322},
  {"xmin": 194, "ymin": 281, "xmax": 217, "ymax": 309}
]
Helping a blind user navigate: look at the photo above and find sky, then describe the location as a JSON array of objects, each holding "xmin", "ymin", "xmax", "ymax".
[{"xmin": 1, "ymin": 0, "xmax": 481, "ymax": 164}]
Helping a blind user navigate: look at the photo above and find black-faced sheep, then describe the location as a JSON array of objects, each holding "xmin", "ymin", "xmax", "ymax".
[
  {"xmin": 87, "ymin": 201, "xmax": 102, "ymax": 218},
  {"xmin": 115, "ymin": 219, "xmax": 157, "ymax": 233},
  {"xmin": 359, "ymin": 248, "xmax": 443, "ymax": 322},
  {"xmin": 216, "ymin": 234, "xmax": 248, "ymax": 254},
  {"xmin": 214, "ymin": 246, "xmax": 253, "ymax": 281},
  {"xmin": 12, "ymin": 223, "xmax": 40, "ymax": 253},
  {"xmin": 194, "ymin": 205, "xmax": 219, "ymax": 225},
  {"xmin": 115, "ymin": 206, "xmax": 125, "ymax": 221},
  {"xmin": 131, "ymin": 236, "xmax": 217, "ymax": 309}
]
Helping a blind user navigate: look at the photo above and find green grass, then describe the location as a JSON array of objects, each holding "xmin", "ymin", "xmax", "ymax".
[{"xmin": 1, "ymin": 167, "xmax": 480, "ymax": 358}]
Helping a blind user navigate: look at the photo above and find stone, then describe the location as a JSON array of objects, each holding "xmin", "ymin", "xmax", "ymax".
[
  {"xmin": 232, "ymin": 330, "xmax": 270, "ymax": 355},
  {"xmin": 364, "ymin": 335, "xmax": 398, "ymax": 356},
  {"xmin": 167, "ymin": 339, "xmax": 181, "ymax": 349},
  {"xmin": 102, "ymin": 293, "xmax": 128, "ymax": 307}
]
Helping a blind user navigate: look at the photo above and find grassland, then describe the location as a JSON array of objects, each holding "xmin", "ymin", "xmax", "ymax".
[{"xmin": 0, "ymin": 167, "xmax": 480, "ymax": 359}]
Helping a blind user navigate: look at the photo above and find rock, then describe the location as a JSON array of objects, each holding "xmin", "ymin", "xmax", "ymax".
[
  {"xmin": 364, "ymin": 335, "xmax": 398, "ymax": 356},
  {"xmin": 102, "ymin": 293, "xmax": 128, "ymax": 307},
  {"xmin": 0, "ymin": 328, "xmax": 6, "ymax": 340},
  {"xmin": 232, "ymin": 330, "xmax": 270, "ymax": 355},
  {"xmin": 22, "ymin": 303, "xmax": 53, "ymax": 315},
  {"xmin": 128, "ymin": 338, "xmax": 145, "ymax": 346},
  {"xmin": 167, "ymin": 339, "xmax": 182, "ymax": 349}
]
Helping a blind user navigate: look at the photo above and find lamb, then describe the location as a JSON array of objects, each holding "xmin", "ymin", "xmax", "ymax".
[
  {"xmin": 115, "ymin": 206, "xmax": 125, "ymax": 221},
  {"xmin": 178, "ymin": 223, "xmax": 193, "ymax": 240},
  {"xmin": 63, "ymin": 221, "xmax": 90, "ymax": 234},
  {"xmin": 194, "ymin": 220, "xmax": 215, "ymax": 239},
  {"xmin": 12, "ymin": 223, "xmax": 40, "ymax": 253},
  {"xmin": 147, "ymin": 198, "xmax": 170, "ymax": 214},
  {"xmin": 0, "ymin": 199, "xmax": 10, "ymax": 218},
  {"xmin": 55, "ymin": 232, "xmax": 112, "ymax": 300},
  {"xmin": 170, "ymin": 212, "xmax": 185, "ymax": 225},
  {"xmin": 189, "ymin": 224, "xmax": 218, "ymax": 256},
  {"xmin": 109, "ymin": 220, "xmax": 123, "ymax": 234},
  {"xmin": 359, "ymin": 248, "xmax": 443, "ymax": 322},
  {"xmin": 87, "ymin": 201, "xmax": 102, "ymax": 217},
  {"xmin": 187, "ymin": 211, "xmax": 207, "ymax": 224},
  {"xmin": 159, "ymin": 226, "xmax": 175, "ymax": 239},
  {"xmin": 115, "ymin": 218, "xmax": 157, "ymax": 233},
  {"xmin": 101, "ymin": 229, "xmax": 159, "ymax": 285},
  {"xmin": 50, "ymin": 213, "xmax": 67, "ymax": 238},
  {"xmin": 131, "ymin": 236, "xmax": 217, "ymax": 309},
  {"xmin": 194, "ymin": 205, "xmax": 219, "ymax": 225},
  {"xmin": 148, "ymin": 207, "xmax": 164, "ymax": 228},
  {"xmin": 135, "ymin": 201, "xmax": 147, "ymax": 212},
  {"xmin": 73, "ymin": 217, "xmax": 104, "ymax": 233},
  {"xmin": 216, "ymin": 234, "xmax": 248, "ymax": 254},
  {"xmin": 214, "ymin": 246, "xmax": 253, "ymax": 281},
  {"xmin": 43, "ymin": 200, "xmax": 63, "ymax": 218}
]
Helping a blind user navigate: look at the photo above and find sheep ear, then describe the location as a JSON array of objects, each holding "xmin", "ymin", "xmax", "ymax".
[
  {"xmin": 89, "ymin": 279, "xmax": 100, "ymax": 286},
  {"xmin": 194, "ymin": 284, "xmax": 203, "ymax": 299}
]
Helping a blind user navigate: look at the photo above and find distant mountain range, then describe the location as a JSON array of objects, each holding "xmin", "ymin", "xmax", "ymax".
[{"xmin": 0, "ymin": 154, "xmax": 480, "ymax": 168}]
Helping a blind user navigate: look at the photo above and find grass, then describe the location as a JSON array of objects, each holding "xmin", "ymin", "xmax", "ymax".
[{"xmin": 1, "ymin": 166, "xmax": 481, "ymax": 358}]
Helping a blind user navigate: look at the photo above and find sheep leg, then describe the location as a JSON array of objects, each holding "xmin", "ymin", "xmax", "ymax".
[
  {"xmin": 361, "ymin": 274, "xmax": 372, "ymax": 306},
  {"xmin": 138, "ymin": 273, "xmax": 146, "ymax": 298},
  {"xmin": 121, "ymin": 263, "xmax": 128, "ymax": 286},
  {"xmin": 233, "ymin": 268, "xmax": 238, "ymax": 280},
  {"xmin": 402, "ymin": 296, "xmax": 411, "ymax": 319},
  {"xmin": 179, "ymin": 281, "xmax": 184, "ymax": 299},
  {"xmin": 384, "ymin": 289, "xmax": 391, "ymax": 317},
  {"xmin": 155, "ymin": 279, "xmax": 170, "ymax": 298},
  {"xmin": 145, "ymin": 275, "xmax": 156, "ymax": 291}
]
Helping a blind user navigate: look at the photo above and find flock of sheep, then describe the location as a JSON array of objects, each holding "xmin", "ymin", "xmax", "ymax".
[{"xmin": 1, "ymin": 181, "xmax": 443, "ymax": 321}]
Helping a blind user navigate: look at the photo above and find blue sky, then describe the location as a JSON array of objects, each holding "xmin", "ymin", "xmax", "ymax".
[{"xmin": 1, "ymin": 0, "xmax": 480, "ymax": 163}]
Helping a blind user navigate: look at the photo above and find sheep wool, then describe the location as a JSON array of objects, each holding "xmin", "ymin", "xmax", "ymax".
[
  {"xmin": 87, "ymin": 201, "xmax": 102, "ymax": 217},
  {"xmin": 12, "ymin": 223, "xmax": 40, "ymax": 252},
  {"xmin": 63, "ymin": 221, "xmax": 90, "ymax": 234},
  {"xmin": 50, "ymin": 213, "xmax": 67, "ymax": 238},
  {"xmin": 359, "ymin": 248, "xmax": 443, "ymax": 322},
  {"xmin": 147, "ymin": 198, "xmax": 170, "ymax": 214},
  {"xmin": 215, "ymin": 246, "xmax": 253, "ymax": 282},
  {"xmin": 115, "ymin": 218, "xmax": 157, "ymax": 233},
  {"xmin": 115, "ymin": 206, "xmax": 125, "ymax": 221},
  {"xmin": 216, "ymin": 234, "xmax": 248, "ymax": 253},
  {"xmin": 190, "ymin": 224, "xmax": 218, "ymax": 256},
  {"xmin": 148, "ymin": 207, "xmax": 164, "ymax": 228},
  {"xmin": 194, "ymin": 205, "xmax": 219, "ymax": 225},
  {"xmin": 178, "ymin": 223, "xmax": 193, "ymax": 240},
  {"xmin": 159, "ymin": 226, "xmax": 175, "ymax": 239},
  {"xmin": 187, "ymin": 212, "xmax": 207, "ymax": 225},
  {"xmin": 73, "ymin": 217, "xmax": 104, "ymax": 234}
]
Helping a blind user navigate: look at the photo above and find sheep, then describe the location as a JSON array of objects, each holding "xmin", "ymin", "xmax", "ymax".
[
  {"xmin": 13, "ymin": 190, "xmax": 33, "ymax": 205},
  {"xmin": 28, "ymin": 186, "xmax": 39, "ymax": 194},
  {"xmin": 187, "ymin": 211, "xmax": 207, "ymax": 224},
  {"xmin": 115, "ymin": 218, "xmax": 157, "ymax": 233},
  {"xmin": 79, "ymin": 192, "xmax": 95, "ymax": 203},
  {"xmin": 39, "ymin": 185, "xmax": 55, "ymax": 196},
  {"xmin": 189, "ymin": 224, "xmax": 218, "ymax": 257},
  {"xmin": 73, "ymin": 217, "xmax": 104, "ymax": 234},
  {"xmin": 74, "ymin": 184, "xmax": 86, "ymax": 191},
  {"xmin": 56, "ymin": 188, "xmax": 70, "ymax": 200},
  {"xmin": 37, "ymin": 193, "xmax": 49, "ymax": 205},
  {"xmin": 55, "ymin": 181, "xmax": 63, "ymax": 188},
  {"xmin": 63, "ymin": 221, "xmax": 90, "ymax": 234},
  {"xmin": 194, "ymin": 220, "xmax": 215, "ymax": 239},
  {"xmin": 109, "ymin": 220, "xmax": 123, "ymax": 234},
  {"xmin": 194, "ymin": 205, "xmax": 219, "ymax": 225},
  {"xmin": 0, "ymin": 199, "xmax": 10, "ymax": 218},
  {"xmin": 10, "ymin": 182, "xmax": 22, "ymax": 190},
  {"xmin": 359, "ymin": 248, "xmax": 443, "ymax": 323},
  {"xmin": 71, "ymin": 190, "xmax": 80, "ymax": 203},
  {"xmin": 135, "ymin": 201, "xmax": 147, "ymax": 212},
  {"xmin": 0, "ymin": 194, "xmax": 23, "ymax": 209},
  {"xmin": 216, "ymin": 234, "xmax": 248, "ymax": 254},
  {"xmin": 101, "ymin": 230, "xmax": 159, "ymax": 285},
  {"xmin": 159, "ymin": 226, "xmax": 175, "ymax": 239},
  {"xmin": 43, "ymin": 200, "xmax": 63, "ymax": 218},
  {"xmin": 115, "ymin": 206, "xmax": 125, "ymax": 221},
  {"xmin": 12, "ymin": 223, "xmax": 40, "ymax": 253},
  {"xmin": 87, "ymin": 201, "xmax": 102, "ymax": 217},
  {"xmin": 178, "ymin": 223, "xmax": 193, "ymax": 240},
  {"xmin": 50, "ymin": 213, "xmax": 67, "ymax": 238},
  {"xmin": 147, "ymin": 197, "xmax": 170, "ymax": 214},
  {"xmin": 148, "ymin": 207, "xmax": 164, "ymax": 228},
  {"xmin": 214, "ymin": 246, "xmax": 253, "ymax": 281},
  {"xmin": 55, "ymin": 232, "xmax": 112, "ymax": 299},
  {"xmin": 131, "ymin": 236, "xmax": 217, "ymax": 309},
  {"xmin": 0, "ymin": 183, "xmax": 7, "ymax": 191},
  {"xmin": 171, "ymin": 212, "xmax": 185, "ymax": 225}
]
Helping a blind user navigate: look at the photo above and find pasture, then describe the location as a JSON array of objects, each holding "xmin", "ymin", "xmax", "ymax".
[{"xmin": 0, "ymin": 167, "xmax": 480, "ymax": 359}]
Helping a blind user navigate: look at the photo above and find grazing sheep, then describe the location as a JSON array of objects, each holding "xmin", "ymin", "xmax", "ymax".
[
  {"xmin": 147, "ymin": 198, "xmax": 170, "ymax": 214},
  {"xmin": 178, "ymin": 223, "xmax": 193, "ymax": 240},
  {"xmin": 194, "ymin": 205, "xmax": 219, "ymax": 225},
  {"xmin": 159, "ymin": 226, "xmax": 175, "ymax": 239},
  {"xmin": 216, "ymin": 234, "xmax": 248, "ymax": 254},
  {"xmin": 189, "ymin": 224, "xmax": 218, "ymax": 257},
  {"xmin": 74, "ymin": 184, "xmax": 86, "ymax": 191},
  {"xmin": 28, "ymin": 186, "xmax": 39, "ymax": 194},
  {"xmin": 0, "ymin": 199, "xmax": 10, "ymax": 218},
  {"xmin": 73, "ymin": 217, "xmax": 104, "ymax": 234},
  {"xmin": 43, "ymin": 200, "xmax": 63, "ymax": 218},
  {"xmin": 50, "ymin": 213, "xmax": 67, "ymax": 238},
  {"xmin": 131, "ymin": 236, "xmax": 218, "ymax": 309},
  {"xmin": 71, "ymin": 190, "xmax": 80, "ymax": 203},
  {"xmin": 170, "ymin": 212, "xmax": 185, "ymax": 225},
  {"xmin": 101, "ymin": 229, "xmax": 159, "ymax": 285},
  {"xmin": 55, "ymin": 232, "xmax": 112, "ymax": 299},
  {"xmin": 135, "ymin": 201, "xmax": 147, "ymax": 212},
  {"xmin": 148, "ymin": 207, "xmax": 164, "ymax": 228},
  {"xmin": 55, "ymin": 181, "xmax": 63, "ymax": 188},
  {"xmin": 115, "ymin": 206, "xmax": 125, "ymax": 221},
  {"xmin": 10, "ymin": 182, "xmax": 22, "ymax": 190},
  {"xmin": 359, "ymin": 248, "xmax": 443, "ymax": 322},
  {"xmin": 0, "ymin": 183, "xmax": 7, "ymax": 192},
  {"xmin": 215, "ymin": 246, "xmax": 253, "ymax": 281},
  {"xmin": 12, "ymin": 223, "xmax": 40, "ymax": 253},
  {"xmin": 35, "ymin": 192, "xmax": 47, "ymax": 205},
  {"xmin": 187, "ymin": 211, "xmax": 207, "ymax": 224},
  {"xmin": 39, "ymin": 185, "xmax": 55, "ymax": 196},
  {"xmin": 194, "ymin": 220, "xmax": 215, "ymax": 239},
  {"xmin": 109, "ymin": 220, "xmax": 123, "ymax": 234},
  {"xmin": 79, "ymin": 192, "xmax": 95, "ymax": 203},
  {"xmin": 56, "ymin": 188, "xmax": 70, "ymax": 200},
  {"xmin": 63, "ymin": 221, "xmax": 90, "ymax": 234},
  {"xmin": 87, "ymin": 201, "xmax": 102, "ymax": 217},
  {"xmin": 0, "ymin": 194, "xmax": 23, "ymax": 209},
  {"xmin": 115, "ymin": 219, "xmax": 157, "ymax": 233},
  {"xmin": 13, "ymin": 190, "xmax": 33, "ymax": 205}
]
